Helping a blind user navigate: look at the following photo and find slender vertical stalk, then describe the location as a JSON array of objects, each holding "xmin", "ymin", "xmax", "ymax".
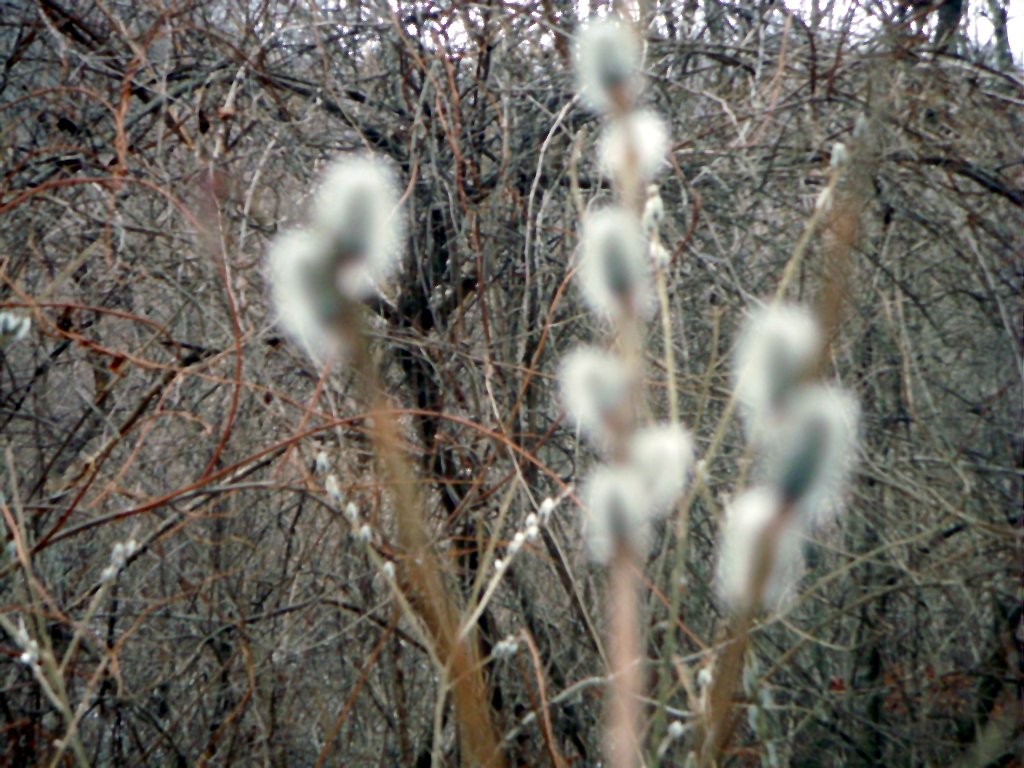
[
  {"xmin": 344, "ymin": 308, "xmax": 504, "ymax": 767},
  {"xmin": 655, "ymin": 268, "xmax": 679, "ymax": 425},
  {"xmin": 699, "ymin": 509, "xmax": 789, "ymax": 767},
  {"xmin": 607, "ymin": 544, "xmax": 643, "ymax": 768}
]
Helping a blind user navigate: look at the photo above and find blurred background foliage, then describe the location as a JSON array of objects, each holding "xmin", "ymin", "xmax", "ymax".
[{"xmin": 0, "ymin": 1, "xmax": 1020, "ymax": 765}]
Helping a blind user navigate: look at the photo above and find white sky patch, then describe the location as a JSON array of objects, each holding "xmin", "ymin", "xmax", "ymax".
[
  {"xmin": 580, "ymin": 1, "xmax": 1022, "ymax": 67},
  {"xmin": 385, "ymin": 2, "xmax": 1020, "ymax": 72},
  {"xmin": 781, "ymin": 2, "xmax": 1021, "ymax": 65}
]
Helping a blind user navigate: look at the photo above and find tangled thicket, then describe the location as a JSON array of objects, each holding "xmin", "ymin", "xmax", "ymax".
[{"xmin": 1, "ymin": 2, "xmax": 1021, "ymax": 766}]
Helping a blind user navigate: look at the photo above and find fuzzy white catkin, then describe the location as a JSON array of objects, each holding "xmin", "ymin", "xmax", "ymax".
[
  {"xmin": 268, "ymin": 229, "xmax": 341, "ymax": 361},
  {"xmin": 598, "ymin": 110, "xmax": 669, "ymax": 185},
  {"xmin": 267, "ymin": 154, "xmax": 404, "ymax": 363},
  {"xmin": 325, "ymin": 475, "xmax": 342, "ymax": 504},
  {"xmin": 575, "ymin": 15, "xmax": 641, "ymax": 112},
  {"xmin": 627, "ymin": 424, "xmax": 694, "ymax": 514},
  {"xmin": 582, "ymin": 465, "xmax": 654, "ymax": 563},
  {"xmin": 578, "ymin": 207, "xmax": 651, "ymax": 320},
  {"xmin": 311, "ymin": 155, "xmax": 404, "ymax": 298},
  {"xmin": 716, "ymin": 487, "xmax": 804, "ymax": 611},
  {"xmin": 762, "ymin": 384, "xmax": 859, "ymax": 528},
  {"xmin": 559, "ymin": 347, "xmax": 632, "ymax": 446},
  {"xmin": 733, "ymin": 303, "xmax": 822, "ymax": 439}
]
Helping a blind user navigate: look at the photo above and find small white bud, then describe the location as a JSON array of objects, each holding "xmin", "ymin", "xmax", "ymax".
[
  {"xmin": 381, "ymin": 561, "xmax": 395, "ymax": 581},
  {"xmin": 525, "ymin": 513, "xmax": 539, "ymax": 529},
  {"xmin": 344, "ymin": 500, "xmax": 359, "ymax": 523},
  {"xmin": 648, "ymin": 241, "xmax": 671, "ymax": 269},
  {"xmin": 667, "ymin": 720, "xmax": 686, "ymax": 740},
  {"xmin": 100, "ymin": 565, "xmax": 118, "ymax": 583},
  {"xmin": 599, "ymin": 111, "xmax": 670, "ymax": 185},
  {"xmin": 829, "ymin": 142, "xmax": 850, "ymax": 169},
  {"xmin": 357, "ymin": 524, "xmax": 372, "ymax": 543},
  {"xmin": 578, "ymin": 207, "xmax": 651, "ymax": 321},
  {"xmin": 525, "ymin": 525, "xmax": 540, "ymax": 543},
  {"xmin": 508, "ymin": 531, "xmax": 526, "ymax": 556},
  {"xmin": 315, "ymin": 450, "xmax": 330, "ymax": 475},
  {"xmin": 642, "ymin": 185, "xmax": 665, "ymax": 235},
  {"xmin": 575, "ymin": 15, "xmax": 641, "ymax": 112},
  {"xmin": 14, "ymin": 619, "xmax": 31, "ymax": 649},
  {"xmin": 19, "ymin": 645, "xmax": 39, "ymax": 667},
  {"xmin": 538, "ymin": 497, "xmax": 556, "ymax": 524},
  {"xmin": 494, "ymin": 558, "xmax": 505, "ymax": 573},
  {"xmin": 853, "ymin": 113, "xmax": 870, "ymax": 138},
  {"xmin": 696, "ymin": 667, "xmax": 712, "ymax": 689},
  {"xmin": 493, "ymin": 636, "xmax": 520, "ymax": 659},
  {"xmin": 326, "ymin": 474, "xmax": 343, "ymax": 504},
  {"xmin": 110, "ymin": 541, "xmax": 133, "ymax": 571},
  {"xmin": 0, "ymin": 312, "xmax": 31, "ymax": 348}
]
